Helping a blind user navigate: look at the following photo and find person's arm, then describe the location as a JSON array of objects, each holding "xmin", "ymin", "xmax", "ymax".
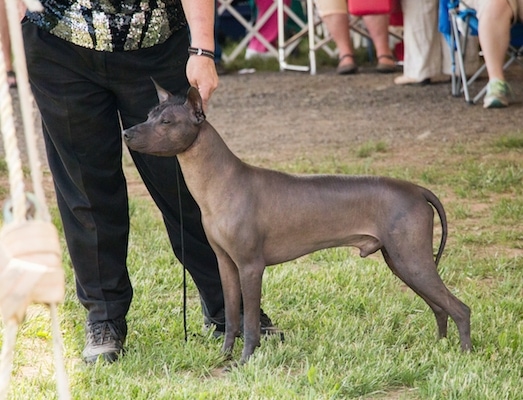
[{"xmin": 181, "ymin": 0, "xmax": 219, "ymax": 111}]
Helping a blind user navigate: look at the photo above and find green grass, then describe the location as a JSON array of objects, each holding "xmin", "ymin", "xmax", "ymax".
[
  {"xmin": 356, "ymin": 141, "xmax": 388, "ymax": 158},
  {"xmin": 1, "ymin": 132, "xmax": 522, "ymax": 399},
  {"xmin": 493, "ymin": 131, "xmax": 523, "ymax": 149}
]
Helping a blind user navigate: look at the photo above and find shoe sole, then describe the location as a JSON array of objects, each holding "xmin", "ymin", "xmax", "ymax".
[
  {"xmin": 336, "ymin": 65, "xmax": 358, "ymax": 75},
  {"xmin": 484, "ymin": 100, "xmax": 508, "ymax": 109},
  {"xmin": 376, "ymin": 64, "xmax": 398, "ymax": 74},
  {"xmin": 394, "ymin": 77, "xmax": 430, "ymax": 86},
  {"xmin": 83, "ymin": 348, "xmax": 124, "ymax": 363}
]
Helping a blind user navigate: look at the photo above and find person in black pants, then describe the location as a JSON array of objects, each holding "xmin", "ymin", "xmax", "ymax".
[{"xmin": 22, "ymin": 0, "xmax": 279, "ymax": 363}]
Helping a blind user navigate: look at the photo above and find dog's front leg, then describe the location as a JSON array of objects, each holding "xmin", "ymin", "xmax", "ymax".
[
  {"xmin": 216, "ymin": 252, "xmax": 242, "ymax": 356},
  {"xmin": 239, "ymin": 260, "xmax": 265, "ymax": 364}
]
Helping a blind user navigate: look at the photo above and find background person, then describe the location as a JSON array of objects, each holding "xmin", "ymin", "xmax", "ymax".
[
  {"xmin": 315, "ymin": 0, "xmax": 397, "ymax": 74},
  {"xmin": 394, "ymin": 0, "xmax": 451, "ymax": 85},
  {"xmin": 477, "ymin": 0, "xmax": 522, "ymax": 108}
]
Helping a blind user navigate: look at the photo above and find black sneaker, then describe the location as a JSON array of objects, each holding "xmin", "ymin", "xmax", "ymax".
[
  {"xmin": 82, "ymin": 318, "xmax": 127, "ymax": 363},
  {"xmin": 259, "ymin": 309, "xmax": 284, "ymax": 341},
  {"xmin": 204, "ymin": 309, "xmax": 284, "ymax": 342}
]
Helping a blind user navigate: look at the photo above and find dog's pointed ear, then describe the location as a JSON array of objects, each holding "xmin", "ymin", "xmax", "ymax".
[
  {"xmin": 185, "ymin": 86, "xmax": 206, "ymax": 125},
  {"xmin": 151, "ymin": 78, "xmax": 172, "ymax": 104}
]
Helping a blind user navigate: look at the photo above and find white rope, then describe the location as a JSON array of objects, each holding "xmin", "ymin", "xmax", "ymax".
[
  {"xmin": 0, "ymin": 32, "xmax": 26, "ymax": 223},
  {"xmin": 4, "ymin": 0, "xmax": 49, "ymax": 222},
  {"xmin": 0, "ymin": 0, "xmax": 70, "ymax": 398},
  {"xmin": 8, "ymin": 0, "xmax": 48, "ymax": 221}
]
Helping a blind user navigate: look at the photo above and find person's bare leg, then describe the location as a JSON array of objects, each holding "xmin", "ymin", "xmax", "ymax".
[
  {"xmin": 363, "ymin": 14, "xmax": 394, "ymax": 65},
  {"xmin": 321, "ymin": 13, "xmax": 356, "ymax": 69},
  {"xmin": 478, "ymin": 0, "xmax": 512, "ymax": 81}
]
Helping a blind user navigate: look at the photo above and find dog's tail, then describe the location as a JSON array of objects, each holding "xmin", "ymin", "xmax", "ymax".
[{"xmin": 421, "ymin": 187, "xmax": 448, "ymax": 266}]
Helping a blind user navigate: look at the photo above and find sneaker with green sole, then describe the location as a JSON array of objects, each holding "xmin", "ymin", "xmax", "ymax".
[{"xmin": 483, "ymin": 79, "xmax": 511, "ymax": 109}]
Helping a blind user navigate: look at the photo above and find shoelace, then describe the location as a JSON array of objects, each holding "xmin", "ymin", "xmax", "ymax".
[{"xmin": 87, "ymin": 321, "xmax": 122, "ymax": 345}]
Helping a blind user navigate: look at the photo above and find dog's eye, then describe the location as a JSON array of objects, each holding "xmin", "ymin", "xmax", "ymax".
[{"xmin": 161, "ymin": 119, "xmax": 171, "ymax": 125}]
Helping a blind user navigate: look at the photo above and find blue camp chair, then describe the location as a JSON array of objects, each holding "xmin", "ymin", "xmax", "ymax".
[{"xmin": 440, "ymin": 0, "xmax": 523, "ymax": 104}]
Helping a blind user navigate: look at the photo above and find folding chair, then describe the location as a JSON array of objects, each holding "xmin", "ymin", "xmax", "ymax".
[
  {"xmin": 277, "ymin": 0, "xmax": 336, "ymax": 74},
  {"xmin": 441, "ymin": 0, "xmax": 523, "ymax": 104},
  {"xmin": 217, "ymin": 0, "xmax": 280, "ymax": 63}
]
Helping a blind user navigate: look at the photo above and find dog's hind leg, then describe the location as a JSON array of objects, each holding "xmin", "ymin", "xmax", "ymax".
[
  {"xmin": 419, "ymin": 297, "xmax": 449, "ymax": 340},
  {"xmin": 381, "ymin": 248, "xmax": 471, "ymax": 351},
  {"xmin": 382, "ymin": 249, "xmax": 449, "ymax": 339}
]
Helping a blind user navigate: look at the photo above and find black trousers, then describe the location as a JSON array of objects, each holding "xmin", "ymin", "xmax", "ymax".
[{"xmin": 22, "ymin": 20, "xmax": 225, "ymax": 324}]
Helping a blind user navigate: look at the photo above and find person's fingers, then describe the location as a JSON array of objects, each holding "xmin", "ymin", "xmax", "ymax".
[{"xmin": 186, "ymin": 56, "xmax": 218, "ymax": 112}]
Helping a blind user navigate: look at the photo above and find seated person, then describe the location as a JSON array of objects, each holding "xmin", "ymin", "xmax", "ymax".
[
  {"xmin": 477, "ymin": 0, "xmax": 522, "ymax": 108},
  {"xmin": 394, "ymin": 0, "xmax": 451, "ymax": 85},
  {"xmin": 315, "ymin": 0, "xmax": 397, "ymax": 74}
]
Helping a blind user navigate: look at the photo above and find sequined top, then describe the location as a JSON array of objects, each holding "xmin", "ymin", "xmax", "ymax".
[{"xmin": 27, "ymin": 0, "xmax": 187, "ymax": 51}]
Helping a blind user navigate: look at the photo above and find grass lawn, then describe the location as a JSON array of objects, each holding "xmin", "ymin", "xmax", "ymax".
[{"xmin": 1, "ymin": 129, "xmax": 521, "ymax": 399}]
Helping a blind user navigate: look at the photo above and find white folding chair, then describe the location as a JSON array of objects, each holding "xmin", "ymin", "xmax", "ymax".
[
  {"xmin": 217, "ymin": 0, "xmax": 279, "ymax": 63},
  {"xmin": 277, "ymin": 0, "xmax": 336, "ymax": 74}
]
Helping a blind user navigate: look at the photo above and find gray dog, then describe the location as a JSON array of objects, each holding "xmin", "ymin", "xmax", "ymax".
[{"xmin": 122, "ymin": 84, "xmax": 471, "ymax": 364}]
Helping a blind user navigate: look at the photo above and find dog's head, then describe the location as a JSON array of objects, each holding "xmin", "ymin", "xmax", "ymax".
[{"xmin": 122, "ymin": 81, "xmax": 205, "ymax": 157}]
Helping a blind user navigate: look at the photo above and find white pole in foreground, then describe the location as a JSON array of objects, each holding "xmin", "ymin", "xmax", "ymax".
[{"xmin": 0, "ymin": 0, "xmax": 71, "ymax": 398}]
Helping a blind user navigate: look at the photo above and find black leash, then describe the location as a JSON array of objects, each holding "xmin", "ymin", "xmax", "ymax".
[{"xmin": 175, "ymin": 161, "xmax": 188, "ymax": 342}]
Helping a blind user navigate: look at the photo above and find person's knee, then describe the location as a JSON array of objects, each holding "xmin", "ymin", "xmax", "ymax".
[{"xmin": 478, "ymin": 0, "xmax": 514, "ymax": 23}]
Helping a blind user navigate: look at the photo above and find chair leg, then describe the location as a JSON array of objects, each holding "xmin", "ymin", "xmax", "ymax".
[
  {"xmin": 277, "ymin": 0, "xmax": 315, "ymax": 73},
  {"xmin": 450, "ymin": 10, "xmax": 471, "ymax": 103},
  {"xmin": 306, "ymin": 0, "xmax": 317, "ymax": 75}
]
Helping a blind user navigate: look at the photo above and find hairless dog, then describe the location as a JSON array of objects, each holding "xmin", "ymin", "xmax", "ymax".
[{"xmin": 122, "ymin": 84, "xmax": 471, "ymax": 364}]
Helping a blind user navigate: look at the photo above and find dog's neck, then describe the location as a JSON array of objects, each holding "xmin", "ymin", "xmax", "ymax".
[{"xmin": 176, "ymin": 121, "xmax": 245, "ymax": 212}]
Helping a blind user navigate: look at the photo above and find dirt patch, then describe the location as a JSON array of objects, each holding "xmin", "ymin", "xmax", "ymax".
[{"xmin": 206, "ymin": 65, "xmax": 522, "ymax": 165}]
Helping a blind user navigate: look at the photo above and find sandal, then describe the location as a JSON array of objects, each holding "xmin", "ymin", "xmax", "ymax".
[
  {"xmin": 336, "ymin": 54, "xmax": 358, "ymax": 75},
  {"xmin": 376, "ymin": 55, "xmax": 397, "ymax": 74},
  {"xmin": 7, "ymin": 71, "xmax": 17, "ymax": 89}
]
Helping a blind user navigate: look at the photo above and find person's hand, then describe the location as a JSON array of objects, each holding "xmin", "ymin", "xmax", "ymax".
[{"xmin": 186, "ymin": 55, "xmax": 219, "ymax": 112}]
